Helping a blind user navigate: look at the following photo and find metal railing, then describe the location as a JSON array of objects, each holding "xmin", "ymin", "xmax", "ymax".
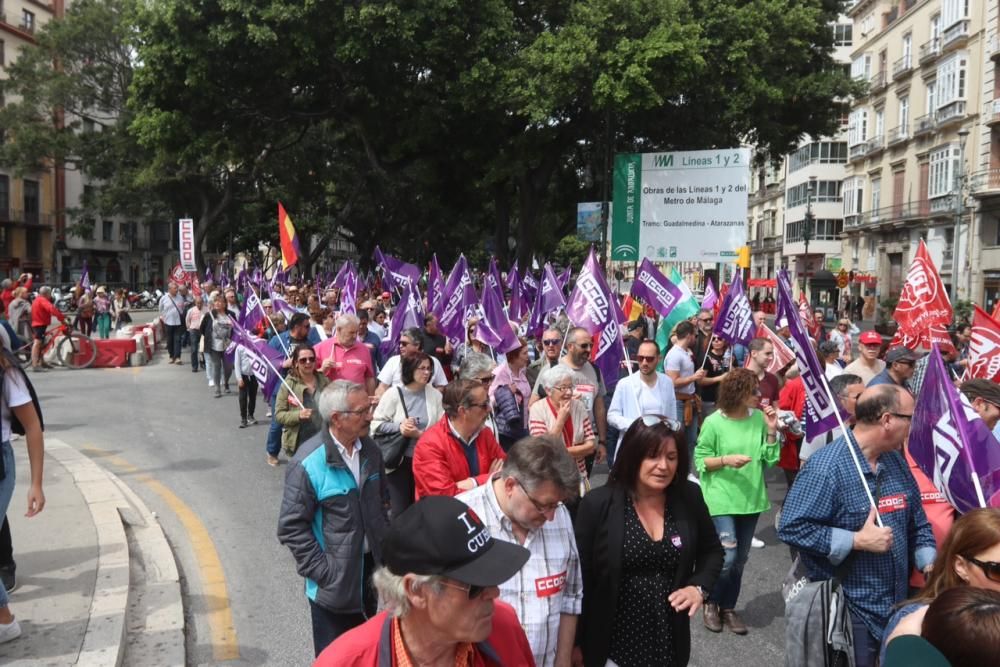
[
  {"xmin": 887, "ymin": 125, "xmax": 909, "ymax": 145},
  {"xmin": 942, "ymin": 20, "xmax": 970, "ymax": 49},
  {"xmin": 969, "ymin": 168, "xmax": 1000, "ymax": 194},
  {"xmin": 18, "ymin": 21, "xmax": 34, "ymax": 34},
  {"xmin": 919, "ymin": 38, "xmax": 941, "ymax": 64},
  {"xmin": 914, "ymin": 114, "xmax": 934, "ymax": 135},
  {"xmin": 842, "ymin": 200, "xmax": 934, "ymax": 229},
  {"xmin": 892, "ymin": 56, "xmax": 913, "ymax": 79},
  {"xmin": 985, "ymin": 100, "xmax": 1000, "ymax": 125},
  {"xmin": 865, "ymin": 135, "xmax": 885, "ymax": 155},
  {"xmin": 869, "ymin": 70, "xmax": 888, "ymax": 94}
]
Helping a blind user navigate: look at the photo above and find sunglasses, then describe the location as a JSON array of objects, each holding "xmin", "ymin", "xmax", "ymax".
[
  {"xmin": 475, "ymin": 376, "xmax": 493, "ymax": 385},
  {"xmin": 440, "ymin": 580, "xmax": 487, "ymax": 599},
  {"xmin": 640, "ymin": 414, "xmax": 681, "ymax": 430},
  {"xmin": 965, "ymin": 556, "xmax": 1000, "ymax": 583},
  {"xmin": 298, "ymin": 357, "xmax": 316, "ymax": 364},
  {"xmin": 542, "ymin": 339, "xmax": 561, "ymax": 346},
  {"xmin": 636, "ymin": 354, "xmax": 656, "ymax": 362},
  {"xmin": 575, "ymin": 343, "xmax": 592, "ymax": 350}
]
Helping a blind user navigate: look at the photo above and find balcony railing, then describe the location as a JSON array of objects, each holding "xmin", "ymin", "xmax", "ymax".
[
  {"xmin": 843, "ymin": 200, "xmax": 932, "ymax": 229},
  {"xmin": 919, "ymin": 38, "xmax": 941, "ymax": 64},
  {"xmin": 869, "ymin": 70, "xmax": 888, "ymax": 95},
  {"xmin": 865, "ymin": 135, "xmax": 885, "ymax": 155},
  {"xmin": 887, "ymin": 125, "xmax": 909, "ymax": 145},
  {"xmin": 913, "ymin": 113, "xmax": 934, "ymax": 136},
  {"xmin": 930, "ymin": 196, "xmax": 955, "ymax": 214},
  {"xmin": 18, "ymin": 21, "xmax": 35, "ymax": 34},
  {"xmin": 0, "ymin": 209, "xmax": 53, "ymax": 226},
  {"xmin": 991, "ymin": 35, "xmax": 1000, "ymax": 61},
  {"xmin": 985, "ymin": 100, "xmax": 1000, "ymax": 126},
  {"xmin": 935, "ymin": 100, "xmax": 966, "ymax": 126},
  {"xmin": 942, "ymin": 20, "xmax": 970, "ymax": 50},
  {"xmin": 969, "ymin": 168, "xmax": 1000, "ymax": 195},
  {"xmin": 849, "ymin": 143, "xmax": 868, "ymax": 160},
  {"xmin": 892, "ymin": 56, "xmax": 913, "ymax": 80}
]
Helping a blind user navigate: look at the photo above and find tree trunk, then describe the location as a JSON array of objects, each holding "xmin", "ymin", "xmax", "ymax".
[
  {"xmin": 515, "ymin": 148, "xmax": 560, "ymax": 269},
  {"xmin": 493, "ymin": 184, "xmax": 511, "ymax": 267}
]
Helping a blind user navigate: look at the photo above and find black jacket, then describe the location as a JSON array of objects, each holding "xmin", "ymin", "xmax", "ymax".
[{"xmin": 574, "ymin": 481, "xmax": 724, "ymax": 667}]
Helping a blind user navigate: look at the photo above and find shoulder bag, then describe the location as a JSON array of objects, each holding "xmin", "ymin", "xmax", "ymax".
[{"xmin": 373, "ymin": 387, "xmax": 411, "ymax": 470}]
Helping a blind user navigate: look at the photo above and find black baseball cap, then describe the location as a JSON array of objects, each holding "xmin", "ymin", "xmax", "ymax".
[{"xmin": 383, "ymin": 496, "xmax": 530, "ymax": 587}]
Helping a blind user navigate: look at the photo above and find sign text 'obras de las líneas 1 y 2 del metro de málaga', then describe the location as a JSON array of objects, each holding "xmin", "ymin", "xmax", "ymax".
[{"xmin": 611, "ymin": 148, "xmax": 750, "ymax": 263}]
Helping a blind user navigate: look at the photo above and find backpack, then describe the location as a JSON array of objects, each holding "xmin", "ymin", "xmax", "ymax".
[{"xmin": 783, "ymin": 556, "xmax": 855, "ymax": 667}]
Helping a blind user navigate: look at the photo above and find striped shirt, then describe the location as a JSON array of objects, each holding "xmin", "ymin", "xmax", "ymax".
[{"xmin": 457, "ymin": 477, "xmax": 582, "ymax": 666}]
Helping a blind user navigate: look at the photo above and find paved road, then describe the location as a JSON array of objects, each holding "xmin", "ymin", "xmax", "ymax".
[{"xmin": 31, "ymin": 330, "xmax": 794, "ymax": 666}]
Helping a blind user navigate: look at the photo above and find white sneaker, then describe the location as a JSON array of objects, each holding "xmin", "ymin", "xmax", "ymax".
[
  {"xmin": 0, "ymin": 619, "xmax": 21, "ymax": 644},
  {"xmin": 208, "ymin": 380, "xmax": 216, "ymax": 387},
  {"xmin": 751, "ymin": 537, "xmax": 765, "ymax": 549}
]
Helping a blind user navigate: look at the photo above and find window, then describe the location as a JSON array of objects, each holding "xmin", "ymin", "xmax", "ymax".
[
  {"xmin": 119, "ymin": 222, "xmax": 130, "ymax": 243},
  {"xmin": 843, "ymin": 177, "xmax": 865, "ymax": 217},
  {"xmin": 861, "ymin": 11, "xmax": 875, "ymax": 36},
  {"xmin": 785, "ymin": 219, "xmax": 844, "ymax": 242},
  {"xmin": 82, "ymin": 119, "xmax": 95, "ymax": 134},
  {"xmin": 0, "ymin": 176, "xmax": 7, "ymax": 217},
  {"xmin": 927, "ymin": 81, "xmax": 937, "ymax": 114},
  {"xmin": 852, "ymin": 54, "xmax": 872, "ymax": 80},
  {"xmin": 936, "ymin": 54, "xmax": 967, "ymax": 108},
  {"xmin": 786, "ymin": 181, "xmax": 843, "ymax": 208},
  {"xmin": 898, "ymin": 96, "xmax": 910, "ymax": 130},
  {"xmin": 875, "ymin": 108, "xmax": 885, "ymax": 138},
  {"xmin": 81, "ymin": 218, "xmax": 95, "ymax": 240},
  {"xmin": 102, "ymin": 220, "xmax": 113, "ymax": 241},
  {"xmin": 20, "ymin": 10, "xmax": 34, "ymax": 33},
  {"xmin": 868, "ymin": 237, "xmax": 877, "ymax": 258},
  {"xmin": 871, "ymin": 178, "xmax": 882, "ymax": 212},
  {"xmin": 849, "ymin": 109, "xmax": 869, "ymax": 146},
  {"xmin": 833, "ymin": 23, "xmax": 853, "ymax": 46},
  {"xmin": 931, "ymin": 14, "xmax": 941, "ymax": 41},
  {"xmin": 902, "ymin": 33, "xmax": 912, "ymax": 68},
  {"xmin": 929, "ymin": 144, "xmax": 960, "ymax": 198},
  {"xmin": 23, "ymin": 180, "xmax": 38, "ymax": 224},
  {"xmin": 942, "ymin": 0, "xmax": 969, "ymax": 29},
  {"xmin": 788, "ymin": 141, "xmax": 848, "ymax": 171}
]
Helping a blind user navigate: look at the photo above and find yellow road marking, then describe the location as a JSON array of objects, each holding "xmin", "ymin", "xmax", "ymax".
[{"xmin": 82, "ymin": 447, "xmax": 241, "ymax": 661}]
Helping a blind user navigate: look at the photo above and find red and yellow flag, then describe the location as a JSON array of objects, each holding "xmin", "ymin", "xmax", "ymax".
[
  {"xmin": 278, "ymin": 202, "xmax": 300, "ymax": 270},
  {"xmin": 622, "ymin": 294, "xmax": 643, "ymax": 322}
]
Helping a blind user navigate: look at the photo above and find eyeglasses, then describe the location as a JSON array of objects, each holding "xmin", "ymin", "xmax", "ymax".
[
  {"xmin": 552, "ymin": 384, "xmax": 575, "ymax": 393},
  {"xmin": 515, "ymin": 478, "xmax": 562, "ymax": 514},
  {"xmin": 400, "ymin": 340, "xmax": 416, "ymax": 348},
  {"xmin": 965, "ymin": 556, "xmax": 1000, "ymax": 583},
  {"xmin": 640, "ymin": 414, "xmax": 681, "ymax": 430},
  {"xmin": 886, "ymin": 412, "xmax": 913, "ymax": 421},
  {"xmin": 636, "ymin": 354, "xmax": 656, "ymax": 363},
  {"xmin": 475, "ymin": 376, "xmax": 493, "ymax": 385},
  {"xmin": 439, "ymin": 580, "xmax": 488, "ymax": 599},
  {"xmin": 298, "ymin": 357, "xmax": 316, "ymax": 364},
  {"xmin": 338, "ymin": 405, "xmax": 374, "ymax": 416},
  {"xmin": 574, "ymin": 342, "xmax": 592, "ymax": 350},
  {"xmin": 542, "ymin": 339, "xmax": 561, "ymax": 346},
  {"xmin": 466, "ymin": 401, "xmax": 490, "ymax": 410}
]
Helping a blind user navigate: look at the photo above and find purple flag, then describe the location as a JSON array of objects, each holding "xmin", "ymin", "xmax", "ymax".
[
  {"xmin": 239, "ymin": 285, "xmax": 265, "ymax": 332},
  {"xmin": 439, "ymin": 256, "xmax": 475, "ymax": 342},
  {"xmin": 592, "ymin": 321, "xmax": 624, "ymax": 392},
  {"xmin": 228, "ymin": 320, "xmax": 287, "ymax": 402},
  {"xmin": 712, "ymin": 272, "xmax": 754, "ymax": 346},
  {"xmin": 557, "ymin": 266, "xmax": 572, "ymax": 290},
  {"xmin": 911, "ymin": 346, "xmax": 1000, "ymax": 513},
  {"xmin": 380, "ymin": 280, "xmax": 425, "ymax": 359},
  {"xmin": 486, "ymin": 258, "xmax": 504, "ymax": 299},
  {"xmin": 630, "ymin": 258, "xmax": 683, "ymax": 319},
  {"xmin": 527, "ymin": 263, "xmax": 567, "ymax": 337},
  {"xmin": 507, "ymin": 266, "xmax": 527, "ymax": 322},
  {"xmin": 251, "ymin": 266, "xmax": 263, "ymax": 287},
  {"xmin": 565, "ymin": 248, "xmax": 625, "ymax": 337},
  {"xmin": 204, "ymin": 266, "xmax": 213, "ymax": 283},
  {"xmin": 521, "ymin": 271, "xmax": 539, "ymax": 304},
  {"xmin": 702, "ymin": 277, "xmax": 719, "ymax": 310},
  {"xmin": 481, "ymin": 277, "xmax": 519, "ymax": 353},
  {"xmin": 340, "ymin": 265, "xmax": 358, "ymax": 316},
  {"xmin": 505, "ymin": 260, "xmax": 519, "ymax": 290},
  {"xmin": 81, "ymin": 260, "xmax": 90, "ymax": 292},
  {"xmin": 270, "ymin": 295, "xmax": 297, "ymax": 320},
  {"xmin": 332, "ymin": 260, "xmax": 353, "ymax": 289},
  {"xmin": 428, "ymin": 254, "xmax": 446, "ymax": 318},
  {"xmin": 776, "ymin": 269, "xmax": 845, "ymax": 440},
  {"xmin": 374, "ymin": 246, "xmax": 421, "ymax": 293}
]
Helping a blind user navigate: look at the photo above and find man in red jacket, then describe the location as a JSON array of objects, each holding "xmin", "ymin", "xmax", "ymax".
[
  {"xmin": 315, "ymin": 496, "xmax": 535, "ymax": 666},
  {"xmin": 412, "ymin": 379, "xmax": 506, "ymax": 499},
  {"xmin": 30, "ymin": 286, "xmax": 66, "ymax": 371}
]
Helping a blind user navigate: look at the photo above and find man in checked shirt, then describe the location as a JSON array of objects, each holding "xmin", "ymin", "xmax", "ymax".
[
  {"xmin": 779, "ymin": 385, "xmax": 936, "ymax": 667},
  {"xmin": 457, "ymin": 435, "xmax": 582, "ymax": 667}
]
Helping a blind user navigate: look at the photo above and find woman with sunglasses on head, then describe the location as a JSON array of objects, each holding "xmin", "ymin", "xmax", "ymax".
[
  {"xmin": 371, "ymin": 352, "xmax": 443, "ymax": 517},
  {"xmin": 574, "ymin": 418, "xmax": 723, "ymax": 666},
  {"xmin": 529, "ymin": 364, "xmax": 595, "ymax": 494},
  {"xmin": 693, "ymin": 367, "xmax": 779, "ymax": 636},
  {"xmin": 274, "ymin": 344, "xmax": 330, "ymax": 460},
  {"xmin": 879, "ymin": 508, "xmax": 1000, "ymax": 663}
]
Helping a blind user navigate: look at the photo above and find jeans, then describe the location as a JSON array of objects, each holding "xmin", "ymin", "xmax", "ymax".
[
  {"xmin": 266, "ymin": 393, "xmax": 282, "ymax": 457},
  {"xmin": 239, "ymin": 376, "xmax": 259, "ymax": 421},
  {"xmin": 709, "ymin": 513, "xmax": 759, "ymax": 610},
  {"xmin": 206, "ymin": 350, "xmax": 232, "ymax": 391},
  {"xmin": 165, "ymin": 323, "xmax": 184, "ymax": 360},
  {"xmin": 386, "ymin": 457, "xmax": 415, "ymax": 519},
  {"xmin": 188, "ymin": 331, "xmax": 202, "ymax": 370},
  {"xmin": 308, "ymin": 553, "xmax": 376, "ymax": 656},
  {"xmin": 851, "ymin": 612, "xmax": 879, "ymax": 667},
  {"xmin": 0, "ymin": 443, "xmax": 15, "ymax": 609}
]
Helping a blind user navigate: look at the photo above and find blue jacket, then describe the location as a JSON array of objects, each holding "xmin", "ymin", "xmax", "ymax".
[{"xmin": 277, "ymin": 428, "xmax": 390, "ymax": 613}]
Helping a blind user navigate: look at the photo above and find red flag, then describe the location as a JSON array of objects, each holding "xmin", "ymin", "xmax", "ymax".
[
  {"xmin": 969, "ymin": 306, "xmax": 1000, "ymax": 382},
  {"xmin": 892, "ymin": 239, "xmax": 954, "ymax": 352},
  {"xmin": 744, "ymin": 324, "xmax": 796, "ymax": 375},
  {"xmin": 992, "ymin": 301, "xmax": 1000, "ymax": 322},
  {"xmin": 799, "ymin": 292, "xmax": 820, "ymax": 339}
]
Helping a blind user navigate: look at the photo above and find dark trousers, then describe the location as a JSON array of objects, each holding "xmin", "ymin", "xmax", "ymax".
[
  {"xmin": 0, "ymin": 515, "xmax": 11, "ymax": 566},
  {"xmin": 239, "ymin": 376, "xmax": 259, "ymax": 421},
  {"xmin": 386, "ymin": 457, "xmax": 415, "ymax": 519},
  {"xmin": 188, "ymin": 330, "xmax": 201, "ymax": 370},
  {"xmin": 850, "ymin": 612, "xmax": 879, "ymax": 667},
  {"xmin": 309, "ymin": 553, "xmax": 376, "ymax": 656},
  {"xmin": 165, "ymin": 323, "xmax": 184, "ymax": 359}
]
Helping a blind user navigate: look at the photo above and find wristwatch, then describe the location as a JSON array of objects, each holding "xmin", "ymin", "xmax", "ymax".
[{"xmin": 695, "ymin": 585, "xmax": 708, "ymax": 600}]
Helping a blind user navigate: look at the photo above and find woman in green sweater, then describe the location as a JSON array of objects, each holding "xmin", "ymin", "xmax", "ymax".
[{"xmin": 694, "ymin": 367, "xmax": 779, "ymax": 636}]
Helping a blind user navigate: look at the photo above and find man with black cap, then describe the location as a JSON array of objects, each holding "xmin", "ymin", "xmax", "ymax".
[
  {"xmin": 867, "ymin": 347, "xmax": 918, "ymax": 391},
  {"xmin": 316, "ymin": 495, "xmax": 536, "ymax": 666}
]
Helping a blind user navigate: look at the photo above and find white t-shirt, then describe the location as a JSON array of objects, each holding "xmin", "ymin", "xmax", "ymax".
[
  {"xmin": 378, "ymin": 354, "xmax": 448, "ymax": 388},
  {"xmin": 664, "ymin": 346, "xmax": 695, "ymax": 395},
  {"xmin": 3, "ymin": 370, "xmax": 32, "ymax": 442}
]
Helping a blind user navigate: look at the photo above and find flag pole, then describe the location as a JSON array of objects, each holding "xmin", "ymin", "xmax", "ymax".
[
  {"xmin": 619, "ymin": 336, "xmax": 644, "ymax": 418},
  {"xmin": 249, "ymin": 283, "xmax": 290, "ymax": 358},
  {"xmin": 698, "ymin": 333, "xmax": 716, "ymax": 371}
]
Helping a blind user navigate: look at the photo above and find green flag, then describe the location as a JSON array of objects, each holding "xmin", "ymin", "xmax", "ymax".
[{"xmin": 655, "ymin": 268, "xmax": 701, "ymax": 371}]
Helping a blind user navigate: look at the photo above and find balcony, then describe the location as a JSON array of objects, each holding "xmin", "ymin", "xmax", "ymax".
[
  {"xmin": 887, "ymin": 125, "xmax": 909, "ymax": 146},
  {"xmin": 892, "ymin": 56, "xmax": 913, "ymax": 80},
  {"xmin": 869, "ymin": 70, "xmax": 888, "ymax": 96},
  {"xmin": 919, "ymin": 38, "xmax": 941, "ymax": 65},
  {"xmin": 935, "ymin": 100, "xmax": 966, "ymax": 127},
  {"xmin": 991, "ymin": 35, "xmax": 1000, "ymax": 62},
  {"xmin": 0, "ymin": 209, "xmax": 53, "ymax": 226},
  {"xmin": 865, "ymin": 135, "xmax": 885, "ymax": 156},
  {"xmin": 913, "ymin": 113, "xmax": 934, "ymax": 136},
  {"xmin": 941, "ymin": 20, "xmax": 970, "ymax": 51},
  {"xmin": 843, "ymin": 200, "xmax": 931, "ymax": 230},
  {"xmin": 849, "ymin": 142, "xmax": 868, "ymax": 161},
  {"xmin": 930, "ymin": 195, "xmax": 955, "ymax": 215},
  {"xmin": 970, "ymin": 168, "xmax": 1000, "ymax": 197},
  {"xmin": 985, "ymin": 100, "xmax": 1000, "ymax": 126},
  {"xmin": 18, "ymin": 21, "xmax": 34, "ymax": 34}
]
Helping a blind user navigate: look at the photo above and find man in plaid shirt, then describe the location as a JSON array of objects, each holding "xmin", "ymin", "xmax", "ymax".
[
  {"xmin": 778, "ymin": 385, "xmax": 936, "ymax": 667},
  {"xmin": 457, "ymin": 436, "xmax": 583, "ymax": 667}
]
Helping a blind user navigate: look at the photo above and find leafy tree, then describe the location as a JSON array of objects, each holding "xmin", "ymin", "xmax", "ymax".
[{"xmin": 552, "ymin": 235, "xmax": 591, "ymax": 270}]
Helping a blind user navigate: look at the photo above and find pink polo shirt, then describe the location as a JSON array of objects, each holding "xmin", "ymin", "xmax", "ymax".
[{"xmin": 315, "ymin": 338, "xmax": 375, "ymax": 385}]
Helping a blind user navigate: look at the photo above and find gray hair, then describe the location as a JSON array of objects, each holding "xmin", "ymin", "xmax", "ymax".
[
  {"xmin": 335, "ymin": 313, "xmax": 359, "ymax": 330},
  {"xmin": 372, "ymin": 567, "xmax": 442, "ymax": 618},
  {"xmin": 540, "ymin": 364, "xmax": 575, "ymax": 391},
  {"xmin": 502, "ymin": 436, "xmax": 580, "ymax": 499},
  {"xmin": 318, "ymin": 380, "xmax": 366, "ymax": 424},
  {"xmin": 402, "ymin": 327, "xmax": 423, "ymax": 344},
  {"xmin": 458, "ymin": 351, "xmax": 495, "ymax": 380},
  {"xmin": 0, "ymin": 279, "xmax": 10, "ymax": 289},
  {"xmin": 38, "ymin": 285, "xmax": 51, "ymax": 296}
]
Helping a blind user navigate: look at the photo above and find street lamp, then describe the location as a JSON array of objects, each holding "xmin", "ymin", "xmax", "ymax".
[
  {"xmin": 801, "ymin": 175, "xmax": 817, "ymax": 295},
  {"xmin": 952, "ymin": 128, "xmax": 969, "ymax": 303}
]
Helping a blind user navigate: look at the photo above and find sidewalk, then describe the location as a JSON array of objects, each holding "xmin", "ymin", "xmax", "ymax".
[{"xmin": 0, "ymin": 439, "xmax": 184, "ymax": 667}]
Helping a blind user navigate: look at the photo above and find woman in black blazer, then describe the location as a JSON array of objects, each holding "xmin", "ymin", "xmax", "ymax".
[{"xmin": 574, "ymin": 417, "xmax": 724, "ymax": 667}]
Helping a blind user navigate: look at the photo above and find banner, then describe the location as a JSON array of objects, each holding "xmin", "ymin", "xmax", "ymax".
[
  {"xmin": 969, "ymin": 305, "xmax": 1000, "ymax": 382},
  {"xmin": 910, "ymin": 347, "xmax": 1000, "ymax": 513},
  {"xmin": 565, "ymin": 248, "xmax": 625, "ymax": 337},
  {"xmin": 745, "ymin": 324, "xmax": 796, "ymax": 375},
  {"xmin": 179, "ymin": 218, "xmax": 197, "ymax": 271},
  {"xmin": 630, "ymin": 258, "xmax": 683, "ymax": 319},
  {"xmin": 373, "ymin": 246, "xmax": 421, "ymax": 293},
  {"xmin": 611, "ymin": 149, "xmax": 750, "ymax": 262},
  {"xmin": 712, "ymin": 272, "xmax": 754, "ymax": 346},
  {"xmin": 702, "ymin": 276, "xmax": 718, "ymax": 310},
  {"xmin": 576, "ymin": 202, "xmax": 608, "ymax": 242},
  {"xmin": 892, "ymin": 239, "xmax": 954, "ymax": 352}
]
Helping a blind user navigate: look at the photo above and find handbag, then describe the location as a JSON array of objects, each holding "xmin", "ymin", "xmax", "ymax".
[{"xmin": 373, "ymin": 387, "xmax": 411, "ymax": 470}]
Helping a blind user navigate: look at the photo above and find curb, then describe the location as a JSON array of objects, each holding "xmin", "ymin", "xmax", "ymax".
[{"xmin": 45, "ymin": 438, "xmax": 184, "ymax": 667}]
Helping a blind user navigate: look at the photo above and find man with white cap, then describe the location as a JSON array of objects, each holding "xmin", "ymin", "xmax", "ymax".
[{"xmin": 316, "ymin": 495, "xmax": 535, "ymax": 666}]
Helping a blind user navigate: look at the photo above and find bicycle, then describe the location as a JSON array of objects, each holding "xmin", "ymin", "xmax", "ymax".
[{"xmin": 15, "ymin": 321, "xmax": 98, "ymax": 370}]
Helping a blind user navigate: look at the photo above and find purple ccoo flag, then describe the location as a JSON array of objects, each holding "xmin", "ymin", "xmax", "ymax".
[
  {"xmin": 505, "ymin": 260, "xmax": 519, "ymax": 290},
  {"xmin": 557, "ymin": 266, "xmax": 572, "ymax": 290},
  {"xmin": 428, "ymin": 254, "xmax": 446, "ymax": 318},
  {"xmin": 910, "ymin": 346, "xmax": 1000, "ymax": 513},
  {"xmin": 507, "ymin": 266, "xmax": 527, "ymax": 322},
  {"xmin": 239, "ymin": 285, "xmax": 265, "ymax": 332},
  {"xmin": 527, "ymin": 263, "xmax": 567, "ymax": 337},
  {"xmin": 481, "ymin": 273, "xmax": 519, "ymax": 353},
  {"xmin": 591, "ymin": 320, "xmax": 624, "ymax": 393},
  {"xmin": 374, "ymin": 247, "xmax": 421, "ymax": 293},
  {"xmin": 486, "ymin": 257, "xmax": 504, "ymax": 299},
  {"xmin": 630, "ymin": 258, "xmax": 683, "ymax": 318},
  {"xmin": 702, "ymin": 276, "xmax": 719, "ymax": 310},
  {"xmin": 712, "ymin": 272, "xmax": 755, "ymax": 346},
  {"xmin": 380, "ymin": 280, "xmax": 426, "ymax": 359},
  {"xmin": 227, "ymin": 319, "xmax": 288, "ymax": 402},
  {"xmin": 776, "ymin": 269, "xmax": 845, "ymax": 440},
  {"xmin": 332, "ymin": 260, "xmax": 353, "ymax": 289},
  {"xmin": 565, "ymin": 248, "xmax": 625, "ymax": 336},
  {"xmin": 439, "ymin": 256, "xmax": 475, "ymax": 342},
  {"xmin": 521, "ymin": 271, "xmax": 539, "ymax": 304},
  {"xmin": 340, "ymin": 265, "xmax": 358, "ymax": 315}
]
